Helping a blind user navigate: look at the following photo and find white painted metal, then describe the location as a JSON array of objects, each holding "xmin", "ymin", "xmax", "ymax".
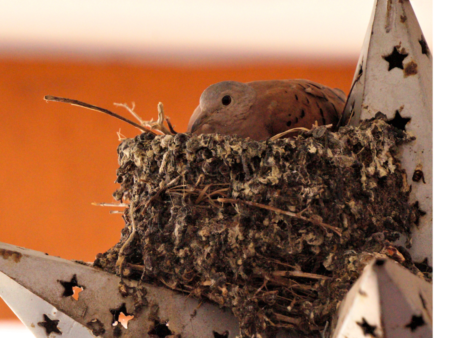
[
  {"xmin": 0, "ymin": 241, "xmax": 242, "ymax": 338},
  {"xmin": 0, "ymin": 272, "xmax": 91, "ymax": 338},
  {"xmin": 341, "ymin": 0, "xmax": 432, "ymax": 265},
  {"xmin": 331, "ymin": 260, "xmax": 383, "ymax": 338},
  {"xmin": 331, "ymin": 258, "xmax": 432, "ymax": 338}
]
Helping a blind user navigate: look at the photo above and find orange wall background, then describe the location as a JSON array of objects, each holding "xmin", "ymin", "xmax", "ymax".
[{"xmin": 0, "ymin": 57, "xmax": 356, "ymax": 320}]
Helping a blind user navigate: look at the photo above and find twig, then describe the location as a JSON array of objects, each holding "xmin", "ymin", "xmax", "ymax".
[
  {"xmin": 158, "ymin": 277, "xmax": 190, "ymax": 294},
  {"xmin": 115, "ymin": 101, "xmax": 174, "ymax": 135},
  {"xmin": 262, "ymin": 273, "xmax": 314, "ymax": 293},
  {"xmin": 192, "ymin": 185, "xmax": 229, "ymax": 204},
  {"xmin": 206, "ymin": 196, "xmax": 222, "ymax": 208},
  {"xmin": 216, "ymin": 198, "xmax": 342, "ymax": 236},
  {"xmin": 122, "ymin": 263, "xmax": 145, "ymax": 277},
  {"xmin": 255, "ymin": 254, "xmax": 298, "ymax": 270},
  {"xmin": 285, "ymin": 287, "xmax": 309, "ymax": 301},
  {"xmin": 287, "ymin": 298, "xmax": 296, "ymax": 312},
  {"xmin": 321, "ymin": 321, "xmax": 329, "ymax": 338},
  {"xmin": 44, "ymin": 96, "xmax": 151, "ymax": 133},
  {"xmin": 127, "ymin": 263, "xmax": 145, "ymax": 271},
  {"xmin": 270, "ymin": 124, "xmax": 333, "ymax": 141},
  {"xmin": 142, "ymin": 174, "xmax": 183, "ymax": 214},
  {"xmin": 252, "ymin": 279, "xmax": 268, "ymax": 298},
  {"xmin": 114, "ymin": 102, "xmax": 142, "ymax": 124},
  {"xmin": 166, "ymin": 116, "xmax": 178, "ymax": 134},
  {"xmin": 114, "ymin": 102, "xmax": 161, "ymax": 134},
  {"xmin": 116, "ymin": 202, "xmax": 137, "ymax": 276},
  {"xmin": 92, "ymin": 202, "xmax": 129, "ymax": 207},
  {"xmin": 273, "ymin": 313, "xmax": 301, "ymax": 326},
  {"xmin": 194, "ymin": 174, "xmax": 205, "ymax": 188},
  {"xmin": 116, "ymin": 128, "xmax": 127, "ymax": 141},
  {"xmin": 271, "ymin": 270, "xmax": 330, "ymax": 280},
  {"xmin": 270, "ymin": 127, "xmax": 311, "ymax": 141},
  {"xmin": 155, "ymin": 102, "xmax": 174, "ymax": 135},
  {"xmin": 194, "ymin": 184, "xmax": 212, "ymax": 204}
]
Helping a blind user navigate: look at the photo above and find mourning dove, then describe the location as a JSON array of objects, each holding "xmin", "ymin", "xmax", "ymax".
[{"xmin": 188, "ymin": 80, "xmax": 346, "ymax": 140}]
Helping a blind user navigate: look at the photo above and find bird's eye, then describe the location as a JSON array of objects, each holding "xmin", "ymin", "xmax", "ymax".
[{"xmin": 221, "ymin": 95, "xmax": 232, "ymax": 106}]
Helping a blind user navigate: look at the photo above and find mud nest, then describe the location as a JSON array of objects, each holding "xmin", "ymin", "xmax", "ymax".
[{"xmin": 94, "ymin": 114, "xmax": 427, "ymax": 337}]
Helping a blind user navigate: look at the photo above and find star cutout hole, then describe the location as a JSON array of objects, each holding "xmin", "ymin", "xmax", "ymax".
[
  {"xmin": 213, "ymin": 330, "xmax": 229, "ymax": 338},
  {"xmin": 86, "ymin": 319, "xmax": 106, "ymax": 336},
  {"xmin": 387, "ymin": 110, "xmax": 411, "ymax": 131},
  {"xmin": 356, "ymin": 317, "xmax": 377, "ymax": 337},
  {"xmin": 110, "ymin": 303, "xmax": 134, "ymax": 329},
  {"xmin": 58, "ymin": 274, "xmax": 84, "ymax": 300},
  {"xmin": 383, "ymin": 47, "xmax": 409, "ymax": 71},
  {"xmin": 38, "ymin": 314, "xmax": 62, "ymax": 336},
  {"xmin": 148, "ymin": 319, "xmax": 173, "ymax": 337},
  {"xmin": 418, "ymin": 35, "xmax": 430, "ymax": 56},
  {"xmin": 405, "ymin": 314, "xmax": 425, "ymax": 332}
]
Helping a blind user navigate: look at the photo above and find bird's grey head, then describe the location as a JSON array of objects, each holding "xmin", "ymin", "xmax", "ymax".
[{"xmin": 187, "ymin": 81, "xmax": 257, "ymax": 135}]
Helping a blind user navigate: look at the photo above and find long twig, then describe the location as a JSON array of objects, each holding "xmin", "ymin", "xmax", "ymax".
[
  {"xmin": 269, "ymin": 124, "xmax": 333, "ymax": 141},
  {"xmin": 255, "ymin": 254, "xmax": 298, "ymax": 270},
  {"xmin": 262, "ymin": 273, "xmax": 314, "ymax": 293},
  {"xmin": 92, "ymin": 202, "xmax": 129, "ymax": 207},
  {"xmin": 269, "ymin": 127, "xmax": 311, "ymax": 141},
  {"xmin": 44, "ymin": 95, "xmax": 152, "ymax": 133},
  {"xmin": 217, "ymin": 198, "xmax": 342, "ymax": 236},
  {"xmin": 271, "ymin": 270, "xmax": 330, "ymax": 280}
]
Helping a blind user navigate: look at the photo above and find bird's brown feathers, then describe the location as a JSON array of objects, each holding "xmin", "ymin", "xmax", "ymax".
[{"xmin": 188, "ymin": 79, "xmax": 346, "ymax": 141}]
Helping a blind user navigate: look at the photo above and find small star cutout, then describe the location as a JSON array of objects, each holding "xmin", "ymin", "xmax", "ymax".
[
  {"xmin": 110, "ymin": 303, "xmax": 134, "ymax": 329},
  {"xmin": 355, "ymin": 60, "xmax": 364, "ymax": 82},
  {"xmin": 58, "ymin": 274, "xmax": 83, "ymax": 300},
  {"xmin": 38, "ymin": 314, "xmax": 62, "ymax": 336},
  {"xmin": 357, "ymin": 317, "xmax": 377, "ymax": 337},
  {"xmin": 383, "ymin": 47, "xmax": 409, "ymax": 71},
  {"xmin": 213, "ymin": 331, "xmax": 229, "ymax": 338},
  {"xmin": 405, "ymin": 314, "xmax": 425, "ymax": 332},
  {"xmin": 86, "ymin": 319, "xmax": 106, "ymax": 336},
  {"xmin": 418, "ymin": 35, "xmax": 430, "ymax": 56},
  {"xmin": 148, "ymin": 320, "xmax": 173, "ymax": 336},
  {"xmin": 387, "ymin": 110, "xmax": 411, "ymax": 131}
]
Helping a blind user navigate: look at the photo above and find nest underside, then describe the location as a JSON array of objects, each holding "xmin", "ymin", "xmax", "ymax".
[{"xmin": 94, "ymin": 116, "xmax": 428, "ymax": 337}]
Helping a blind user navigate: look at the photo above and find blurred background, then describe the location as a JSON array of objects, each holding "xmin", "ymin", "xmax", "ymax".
[{"xmin": 0, "ymin": 0, "xmax": 432, "ymax": 333}]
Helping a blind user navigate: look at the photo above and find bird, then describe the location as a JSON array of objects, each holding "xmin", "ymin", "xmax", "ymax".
[{"xmin": 187, "ymin": 79, "xmax": 346, "ymax": 141}]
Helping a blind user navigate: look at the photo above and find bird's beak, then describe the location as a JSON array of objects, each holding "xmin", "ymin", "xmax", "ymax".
[
  {"xmin": 190, "ymin": 114, "xmax": 207, "ymax": 134},
  {"xmin": 187, "ymin": 105, "xmax": 204, "ymax": 132}
]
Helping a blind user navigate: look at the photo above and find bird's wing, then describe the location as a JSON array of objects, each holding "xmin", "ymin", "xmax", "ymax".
[{"xmin": 248, "ymin": 80, "xmax": 346, "ymax": 137}]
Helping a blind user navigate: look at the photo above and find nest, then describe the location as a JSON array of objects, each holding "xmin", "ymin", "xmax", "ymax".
[{"xmin": 94, "ymin": 115, "xmax": 427, "ymax": 337}]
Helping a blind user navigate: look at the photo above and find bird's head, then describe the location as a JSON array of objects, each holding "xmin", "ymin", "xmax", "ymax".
[{"xmin": 187, "ymin": 81, "xmax": 257, "ymax": 135}]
